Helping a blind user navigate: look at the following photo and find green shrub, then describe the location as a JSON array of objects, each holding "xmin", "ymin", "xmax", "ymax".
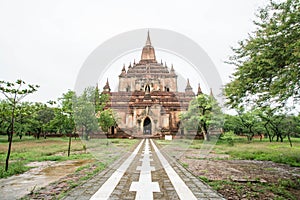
[
  {"xmin": 221, "ymin": 131, "xmax": 235, "ymax": 146},
  {"xmin": 0, "ymin": 161, "xmax": 30, "ymax": 178}
]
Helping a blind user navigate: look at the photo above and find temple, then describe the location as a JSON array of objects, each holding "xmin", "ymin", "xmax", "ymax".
[{"xmin": 102, "ymin": 31, "xmax": 204, "ymax": 138}]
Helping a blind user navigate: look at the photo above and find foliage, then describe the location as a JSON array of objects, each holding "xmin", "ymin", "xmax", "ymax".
[
  {"xmin": 0, "ymin": 79, "xmax": 39, "ymax": 171},
  {"xmin": 180, "ymin": 94, "xmax": 223, "ymax": 140},
  {"xmin": 81, "ymin": 87, "xmax": 114, "ymax": 134},
  {"xmin": 225, "ymin": 0, "xmax": 300, "ymax": 109},
  {"xmin": 257, "ymin": 107, "xmax": 298, "ymax": 144},
  {"xmin": 220, "ymin": 131, "xmax": 235, "ymax": 146},
  {"xmin": 71, "ymin": 86, "xmax": 116, "ymax": 136},
  {"xmin": 58, "ymin": 90, "xmax": 76, "ymax": 132},
  {"xmin": 223, "ymin": 108, "xmax": 300, "ymax": 144},
  {"xmin": 74, "ymin": 92, "xmax": 99, "ymax": 139},
  {"xmin": 58, "ymin": 90, "xmax": 76, "ymax": 156},
  {"xmin": 223, "ymin": 114, "xmax": 243, "ymax": 135},
  {"xmin": 0, "ymin": 100, "xmax": 12, "ymax": 135},
  {"xmin": 97, "ymin": 109, "xmax": 116, "ymax": 133},
  {"xmin": 81, "ymin": 86, "xmax": 110, "ymax": 112},
  {"xmin": 0, "ymin": 161, "xmax": 30, "ymax": 178},
  {"xmin": 236, "ymin": 108, "xmax": 264, "ymax": 141}
]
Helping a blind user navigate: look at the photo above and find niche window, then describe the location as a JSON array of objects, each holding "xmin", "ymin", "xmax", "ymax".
[{"xmin": 126, "ymin": 86, "xmax": 130, "ymax": 92}]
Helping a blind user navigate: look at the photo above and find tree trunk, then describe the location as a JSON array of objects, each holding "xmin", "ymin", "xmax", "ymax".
[
  {"xmin": 5, "ymin": 131, "xmax": 13, "ymax": 171},
  {"xmin": 6, "ymin": 124, "xmax": 11, "ymax": 142},
  {"xmin": 264, "ymin": 124, "xmax": 272, "ymax": 142},
  {"xmin": 81, "ymin": 127, "xmax": 84, "ymax": 139},
  {"xmin": 280, "ymin": 134, "xmax": 283, "ymax": 142},
  {"xmin": 287, "ymin": 134, "xmax": 292, "ymax": 147},
  {"xmin": 249, "ymin": 126, "xmax": 254, "ymax": 141},
  {"xmin": 67, "ymin": 116, "xmax": 75, "ymax": 157},
  {"xmin": 201, "ymin": 123, "xmax": 209, "ymax": 141},
  {"xmin": 67, "ymin": 133, "xmax": 72, "ymax": 157},
  {"xmin": 5, "ymin": 106, "xmax": 15, "ymax": 172},
  {"xmin": 247, "ymin": 135, "xmax": 251, "ymax": 141},
  {"xmin": 37, "ymin": 129, "xmax": 41, "ymax": 140},
  {"xmin": 271, "ymin": 134, "xmax": 275, "ymax": 141}
]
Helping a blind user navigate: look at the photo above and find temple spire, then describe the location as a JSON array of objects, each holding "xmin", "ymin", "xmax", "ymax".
[
  {"xmin": 171, "ymin": 64, "xmax": 174, "ymax": 72},
  {"xmin": 185, "ymin": 79, "xmax": 192, "ymax": 90},
  {"xmin": 119, "ymin": 64, "xmax": 126, "ymax": 77},
  {"xmin": 197, "ymin": 83, "xmax": 203, "ymax": 95},
  {"xmin": 185, "ymin": 78, "xmax": 195, "ymax": 96},
  {"xmin": 103, "ymin": 78, "xmax": 111, "ymax": 92},
  {"xmin": 140, "ymin": 31, "xmax": 157, "ymax": 64},
  {"xmin": 170, "ymin": 64, "xmax": 176, "ymax": 76},
  {"xmin": 210, "ymin": 88, "xmax": 215, "ymax": 98},
  {"xmin": 145, "ymin": 30, "xmax": 151, "ymax": 46}
]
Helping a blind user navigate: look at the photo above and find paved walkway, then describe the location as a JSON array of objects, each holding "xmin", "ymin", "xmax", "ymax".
[{"xmin": 63, "ymin": 139, "xmax": 225, "ymax": 200}]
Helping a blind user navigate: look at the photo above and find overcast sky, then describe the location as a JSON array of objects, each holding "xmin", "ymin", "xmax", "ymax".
[{"xmin": 0, "ymin": 0, "xmax": 271, "ymax": 102}]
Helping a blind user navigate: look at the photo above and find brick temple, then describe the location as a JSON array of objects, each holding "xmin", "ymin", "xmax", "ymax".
[{"xmin": 102, "ymin": 31, "xmax": 203, "ymax": 138}]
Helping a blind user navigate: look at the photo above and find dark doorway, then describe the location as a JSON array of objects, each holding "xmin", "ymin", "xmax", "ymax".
[
  {"xmin": 143, "ymin": 117, "xmax": 152, "ymax": 135},
  {"xmin": 111, "ymin": 126, "xmax": 115, "ymax": 134}
]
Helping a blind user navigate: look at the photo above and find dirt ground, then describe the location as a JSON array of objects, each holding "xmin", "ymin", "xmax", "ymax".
[
  {"xmin": 3, "ymin": 142, "xmax": 300, "ymax": 199},
  {"xmin": 180, "ymin": 149, "xmax": 300, "ymax": 200},
  {"xmin": 0, "ymin": 160, "xmax": 93, "ymax": 200}
]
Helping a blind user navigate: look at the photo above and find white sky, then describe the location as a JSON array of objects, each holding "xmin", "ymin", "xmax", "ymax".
[{"xmin": 0, "ymin": 0, "xmax": 271, "ymax": 102}]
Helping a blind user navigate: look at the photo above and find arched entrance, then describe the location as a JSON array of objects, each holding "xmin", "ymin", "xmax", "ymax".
[
  {"xmin": 143, "ymin": 117, "xmax": 152, "ymax": 135},
  {"xmin": 111, "ymin": 126, "xmax": 115, "ymax": 135}
]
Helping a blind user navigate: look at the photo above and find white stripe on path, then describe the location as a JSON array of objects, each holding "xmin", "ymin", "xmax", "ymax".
[
  {"xmin": 130, "ymin": 139, "xmax": 160, "ymax": 200},
  {"xmin": 150, "ymin": 139, "xmax": 197, "ymax": 200},
  {"xmin": 90, "ymin": 139, "xmax": 145, "ymax": 200}
]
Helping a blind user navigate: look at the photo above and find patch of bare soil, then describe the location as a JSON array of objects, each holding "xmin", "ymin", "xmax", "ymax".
[
  {"xmin": 22, "ymin": 161, "xmax": 99, "ymax": 200},
  {"xmin": 180, "ymin": 150, "xmax": 300, "ymax": 200},
  {"xmin": 0, "ymin": 160, "xmax": 93, "ymax": 200}
]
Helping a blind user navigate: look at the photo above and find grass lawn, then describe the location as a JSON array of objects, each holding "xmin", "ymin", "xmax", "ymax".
[
  {"xmin": 156, "ymin": 137, "xmax": 300, "ymax": 199},
  {"xmin": 0, "ymin": 135, "xmax": 139, "ymax": 178},
  {"xmin": 156, "ymin": 137, "xmax": 300, "ymax": 167},
  {"xmin": 214, "ymin": 138, "xmax": 300, "ymax": 167}
]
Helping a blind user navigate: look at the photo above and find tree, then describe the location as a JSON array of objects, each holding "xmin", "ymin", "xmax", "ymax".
[
  {"xmin": 58, "ymin": 90, "xmax": 76, "ymax": 157},
  {"xmin": 0, "ymin": 100, "xmax": 12, "ymax": 136},
  {"xmin": 180, "ymin": 94, "xmax": 223, "ymax": 141},
  {"xmin": 223, "ymin": 114, "xmax": 244, "ymax": 135},
  {"xmin": 225, "ymin": 0, "xmax": 300, "ymax": 109},
  {"xmin": 258, "ymin": 106, "xmax": 298, "ymax": 146},
  {"xmin": 236, "ymin": 108, "xmax": 264, "ymax": 141},
  {"xmin": 13, "ymin": 101, "xmax": 36, "ymax": 139},
  {"xmin": 45, "ymin": 106, "xmax": 75, "ymax": 137},
  {"xmin": 28, "ymin": 102, "xmax": 55, "ymax": 139},
  {"xmin": 0, "ymin": 79, "xmax": 39, "ymax": 171},
  {"xmin": 97, "ymin": 109, "xmax": 116, "ymax": 133},
  {"xmin": 78, "ymin": 86, "xmax": 116, "ymax": 135},
  {"xmin": 37, "ymin": 105, "xmax": 55, "ymax": 138},
  {"xmin": 74, "ymin": 91, "xmax": 99, "ymax": 140}
]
